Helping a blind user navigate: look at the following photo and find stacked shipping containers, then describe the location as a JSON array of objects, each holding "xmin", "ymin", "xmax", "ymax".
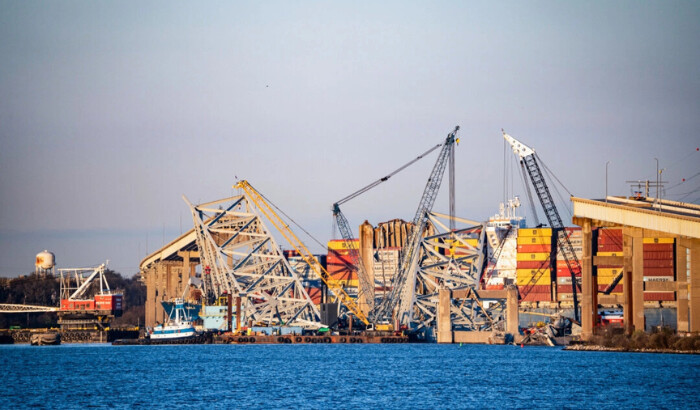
[
  {"xmin": 286, "ymin": 252, "xmax": 325, "ymax": 305},
  {"xmin": 516, "ymin": 228, "xmax": 553, "ymax": 302},
  {"xmin": 643, "ymin": 237, "xmax": 675, "ymax": 301},
  {"xmin": 327, "ymin": 239, "xmax": 359, "ymax": 288},
  {"xmin": 555, "ymin": 227, "xmax": 583, "ymax": 302},
  {"xmin": 373, "ymin": 248, "xmax": 400, "ymax": 292},
  {"xmin": 596, "ymin": 228, "xmax": 625, "ymax": 296}
]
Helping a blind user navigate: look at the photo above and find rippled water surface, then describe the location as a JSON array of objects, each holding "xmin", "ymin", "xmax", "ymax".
[{"xmin": 2, "ymin": 343, "xmax": 699, "ymax": 409}]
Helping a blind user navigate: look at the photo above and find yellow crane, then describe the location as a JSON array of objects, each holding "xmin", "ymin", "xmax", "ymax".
[{"xmin": 234, "ymin": 180, "xmax": 371, "ymax": 326}]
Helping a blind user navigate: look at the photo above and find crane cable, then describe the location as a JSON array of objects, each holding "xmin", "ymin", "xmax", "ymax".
[
  {"xmin": 334, "ymin": 143, "xmax": 443, "ymax": 206},
  {"xmin": 247, "ymin": 186, "xmax": 328, "ymax": 251}
]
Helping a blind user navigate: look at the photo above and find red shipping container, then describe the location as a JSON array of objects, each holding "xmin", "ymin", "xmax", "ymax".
[
  {"xmin": 518, "ymin": 285, "xmax": 551, "ymax": 294},
  {"xmin": 643, "ymin": 267, "xmax": 674, "ymax": 276},
  {"xmin": 597, "ymin": 284, "xmax": 623, "ymax": 293},
  {"xmin": 520, "ymin": 292, "xmax": 552, "ymax": 302},
  {"xmin": 598, "ymin": 228, "xmax": 622, "ymax": 237},
  {"xmin": 643, "ymin": 260, "xmax": 674, "ymax": 268},
  {"xmin": 557, "ymin": 285, "xmax": 575, "ymax": 293},
  {"xmin": 643, "ymin": 243, "xmax": 673, "ymax": 252},
  {"xmin": 597, "ymin": 243, "xmax": 623, "ymax": 252},
  {"xmin": 556, "ymin": 259, "xmax": 581, "ymax": 269},
  {"xmin": 556, "ymin": 268, "xmax": 582, "ymax": 277},
  {"xmin": 643, "ymin": 292, "xmax": 675, "ymax": 301},
  {"xmin": 516, "ymin": 260, "xmax": 551, "ymax": 269},
  {"xmin": 517, "ymin": 244, "xmax": 551, "ymax": 253},
  {"xmin": 643, "ymin": 251, "xmax": 674, "ymax": 260},
  {"xmin": 305, "ymin": 287, "xmax": 322, "ymax": 305}
]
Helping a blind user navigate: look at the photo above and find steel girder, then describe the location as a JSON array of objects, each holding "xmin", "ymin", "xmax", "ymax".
[
  {"xmin": 407, "ymin": 213, "xmax": 506, "ymax": 334},
  {"xmin": 184, "ymin": 194, "xmax": 322, "ymax": 329}
]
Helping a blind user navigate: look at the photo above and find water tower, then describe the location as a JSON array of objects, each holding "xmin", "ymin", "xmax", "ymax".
[{"xmin": 35, "ymin": 250, "xmax": 56, "ymax": 276}]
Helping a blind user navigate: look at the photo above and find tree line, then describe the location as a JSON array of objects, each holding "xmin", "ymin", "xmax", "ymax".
[{"xmin": 0, "ymin": 270, "xmax": 146, "ymax": 329}]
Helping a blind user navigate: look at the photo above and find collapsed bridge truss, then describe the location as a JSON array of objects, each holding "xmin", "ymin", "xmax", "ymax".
[
  {"xmin": 184, "ymin": 194, "xmax": 321, "ymax": 329},
  {"xmin": 407, "ymin": 212, "xmax": 507, "ymax": 334}
]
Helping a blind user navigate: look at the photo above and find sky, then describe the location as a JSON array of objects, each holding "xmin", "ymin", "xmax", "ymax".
[{"xmin": 0, "ymin": 1, "xmax": 698, "ymax": 277}]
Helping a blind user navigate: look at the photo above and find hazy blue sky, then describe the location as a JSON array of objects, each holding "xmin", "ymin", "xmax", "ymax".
[{"xmin": 1, "ymin": 1, "xmax": 698, "ymax": 277}]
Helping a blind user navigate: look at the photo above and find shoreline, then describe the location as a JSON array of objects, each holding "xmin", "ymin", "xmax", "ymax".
[{"xmin": 564, "ymin": 344, "xmax": 700, "ymax": 355}]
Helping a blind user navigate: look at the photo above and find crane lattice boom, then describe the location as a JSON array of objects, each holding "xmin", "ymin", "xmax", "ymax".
[{"xmin": 503, "ymin": 131, "xmax": 581, "ymax": 321}]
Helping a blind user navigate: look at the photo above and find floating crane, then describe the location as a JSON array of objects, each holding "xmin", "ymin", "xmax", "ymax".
[
  {"xmin": 503, "ymin": 131, "xmax": 581, "ymax": 321},
  {"xmin": 331, "ymin": 142, "xmax": 444, "ymax": 313},
  {"xmin": 372, "ymin": 126, "xmax": 460, "ymax": 326}
]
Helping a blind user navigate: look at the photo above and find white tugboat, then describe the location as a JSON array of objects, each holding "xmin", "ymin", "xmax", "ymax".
[{"xmin": 149, "ymin": 299, "xmax": 198, "ymax": 340}]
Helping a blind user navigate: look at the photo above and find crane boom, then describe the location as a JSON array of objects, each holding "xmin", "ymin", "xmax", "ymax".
[
  {"xmin": 373, "ymin": 126, "xmax": 460, "ymax": 325},
  {"xmin": 503, "ymin": 131, "xmax": 581, "ymax": 321},
  {"xmin": 331, "ymin": 142, "xmax": 444, "ymax": 313},
  {"xmin": 235, "ymin": 180, "xmax": 371, "ymax": 326}
]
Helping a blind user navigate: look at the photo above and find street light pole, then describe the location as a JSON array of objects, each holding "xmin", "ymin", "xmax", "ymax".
[{"xmin": 605, "ymin": 161, "xmax": 610, "ymax": 204}]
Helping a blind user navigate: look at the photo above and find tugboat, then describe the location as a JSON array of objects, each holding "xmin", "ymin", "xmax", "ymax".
[{"xmin": 149, "ymin": 299, "xmax": 199, "ymax": 341}]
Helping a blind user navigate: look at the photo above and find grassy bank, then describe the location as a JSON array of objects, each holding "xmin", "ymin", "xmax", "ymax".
[{"xmin": 586, "ymin": 327, "xmax": 700, "ymax": 352}]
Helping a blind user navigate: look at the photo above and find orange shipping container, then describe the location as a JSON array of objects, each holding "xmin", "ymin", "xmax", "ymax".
[
  {"xmin": 517, "ymin": 260, "xmax": 551, "ymax": 269},
  {"xmin": 517, "ymin": 244, "xmax": 551, "ymax": 253}
]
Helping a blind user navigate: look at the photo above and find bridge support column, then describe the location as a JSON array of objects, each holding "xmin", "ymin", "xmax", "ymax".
[
  {"xmin": 581, "ymin": 219, "xmax": 594, "ymax": 340},
  {"xmin": 676, "ymin": 241, "xmax": 689, "ymax": 332},
  {"xmin": 690, "ymin": 239, "xmax": 700, "ymax": 332},
  {"xmin": 506, "ymin": 286, "xmax": 519, "ymax": 338},
  {"xmin": 437, "ymin": 288, "xmax": 452, "ymax": 343},
  {"xmin": 630, "ymin": 229, "xmax": 645, "ymax": 332}
]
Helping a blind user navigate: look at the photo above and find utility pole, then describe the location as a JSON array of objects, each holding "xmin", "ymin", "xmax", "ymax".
[{"xmin": 605, "ymin": 161, "xmax": 610, "ymax": 204}]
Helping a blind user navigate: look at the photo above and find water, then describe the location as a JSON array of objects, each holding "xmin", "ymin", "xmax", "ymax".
[{"xmin": 2, "ymin": 344, "xmax": 699, "ymax": 409}]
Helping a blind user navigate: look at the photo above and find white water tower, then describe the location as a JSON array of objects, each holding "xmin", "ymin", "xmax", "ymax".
[{"xmin": 35, "ymin": 250, "xmax": 56, "ymax": 276}]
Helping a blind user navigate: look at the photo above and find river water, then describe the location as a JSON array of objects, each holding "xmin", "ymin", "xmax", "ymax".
[{"xmin": 2, "ymin": 343, "xmax": 698, "ymax": 409}]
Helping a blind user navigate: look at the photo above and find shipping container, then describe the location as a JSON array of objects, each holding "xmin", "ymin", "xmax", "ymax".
[
  {"xmin": 643, "ymin": 267, "xmax": 674, "ymax": 276},
  {"xmin": 556, "ymin": 276, "xmax": 582, "ymax": 285},
  {"xmin": 557, "ymin": 292, "xmax": 575, "ymax": 301},
  {"xmin": 327, "ymin": 239, "xmax": 359, "ymax": 251},
  {"xmin": 521, "ymin": 292, "xmax": 552, "ymax": 302},
  {"xmin": 597, "ymin": 243, "xmax": 624, "ymax": 252},
  {"xmin": 597, "ymin": 251, "xmax": 623, "ymax": 257},
  {"xmin": 643, "ymin": 237, "xmax": 674, "ymax": 244},
  {"xmin": 643, "ymin": 292, "xmax": 675, "ymax": 301},
  {"xmin": 599, "ymin": 284, "xmax": 623, "ymax": 293},
  {"xmin": 516, "ymin": 235, "xmax": 552, "ymax": 245},
  {"xmin": 597, "ymin": 267, "xmax": 624, "ymax": 277},
  {"xmin": 556, "ymin": 259, "xmax": 582, "ymax": 268},
  {"xmin": 556, "ymin": 268, "xmax": 582, "ymax": 278},
  {"xmin": 518, "ymin": 228, "xmax": 553, "ymax": 237},
  {"xmin": 517, "ymin": 260, "xmax": 551, "ymax": 269},
  {"xmin": 516, "ymin": 272, "xmax": 552, "ymax": 286},
  {"xmin": 643, "ymin": 251, "xmax": 674, "ymax": 260},
  {"xmin": 643, "ymin": 259, "xmax": 674, "ymax": 268},
  {"xmin": 643, "ymin": 243, "xmax": 674, "ymax": 252},
  {"xmin": 518, "ymin": 284, "xmax": 551, "ymax": 293},
  {"xmin": 517, "ymin": 244, "xmax": 551, "ymax": 253},
  {"xmin": 643, "ymin": 276, "xmax": 673, "ymax": 282},
  {"xmin": 305, "ymin": 287, "xmax": 323, "ymax": 305},
  {"xmin": 516, "ymin": 252, "xmax": 550, "ymax": 262}
]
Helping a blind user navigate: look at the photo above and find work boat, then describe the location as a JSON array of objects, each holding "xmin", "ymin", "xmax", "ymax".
[{"xmin": 150, "ymin": 299, "xmax": 198, "ymax": 340}]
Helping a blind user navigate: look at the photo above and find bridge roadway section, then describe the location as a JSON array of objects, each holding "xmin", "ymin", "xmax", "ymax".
[{"xmin": 572, "ymin": 196, "xmax": 700, "ymax": 340}]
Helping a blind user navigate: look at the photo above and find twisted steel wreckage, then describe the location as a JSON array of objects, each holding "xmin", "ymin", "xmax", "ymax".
[{"xmin": 144, "ymin": 126, "xmax": 527, "ymax": 341}]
